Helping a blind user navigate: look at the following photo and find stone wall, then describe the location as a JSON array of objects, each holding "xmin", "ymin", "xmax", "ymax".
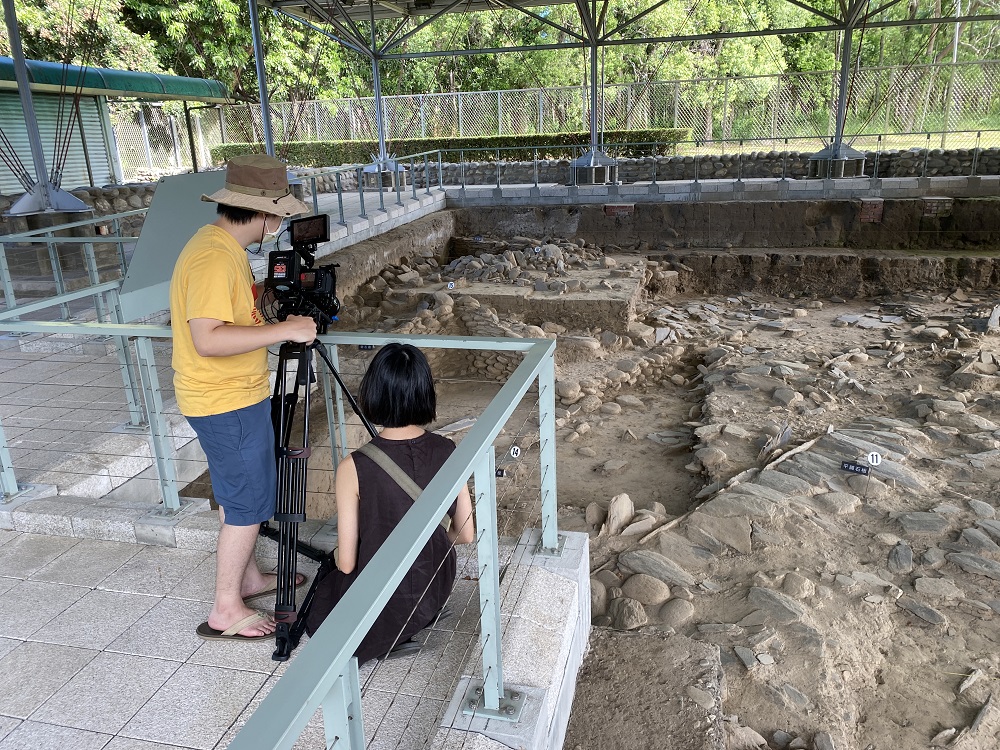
[
  {"xmin": 0, "ymin": 184, "xmax": 154, "ymax": 285},
  {"xmin": 298, "ymin": 148, "xmax": 1000, "ymax": 192},
  {"xmin": 0, "ymin": 184, "xmax": 153, "ymax": 237}
]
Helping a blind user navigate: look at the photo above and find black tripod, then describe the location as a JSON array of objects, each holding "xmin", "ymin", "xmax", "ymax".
[{"xmin": 262, "ymin": 338, "xmax": 376, "ymax": 661}]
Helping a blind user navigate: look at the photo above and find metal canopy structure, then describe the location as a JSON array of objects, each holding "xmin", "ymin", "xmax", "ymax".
[{"xmin": 252, "ymin": 0, "xmax": 1000, "ymax": 172}]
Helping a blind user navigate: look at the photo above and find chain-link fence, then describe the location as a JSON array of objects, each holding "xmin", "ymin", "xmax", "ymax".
[{"xmin": 111, "ymin": 60, "xmax": 1000, "ymax": 181}]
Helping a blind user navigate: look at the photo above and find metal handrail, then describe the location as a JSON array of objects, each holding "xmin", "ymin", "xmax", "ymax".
[
  {"xmin": 1, "ymin": 208, "xmax": 147, "ymax": 240},
  {"xmin": 0, "ymin": 319, "xmax": 560, "ymax": 750}
]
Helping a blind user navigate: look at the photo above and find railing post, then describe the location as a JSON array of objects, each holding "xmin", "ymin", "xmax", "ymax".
[
  {"xmin": 923, "ymin": 133, "xmax": 931, "ymax": 177},
  {"xmin": 460, "ymin": 149, "xmax": 466, "ymax": 189},
  {"xmin": 82, "ymin": 241, "xmax": 109, "ymax": 322},
  {"xmin": 0, "ymin": 418, "xmax": 20, "ymax": 498},
  {"xmin": 873, "ymin": 135, "xmax": 882, "ymax": 180},
  {"xmin": 45, "ymin": 232, "xmax": 71, "ymax": 320},
  {"xmin": 321, "ymin": 658, "xmax": 365, "ymax": 750},
  {"xmin": 109, "ymin": 288, "xmax": 147, "ymax": 429},
  {"xmin": 335, "ymin": 172, "xmax": 347, "ymax": 225},
  {"xmin": 377, "ymin": 167, "xmax": 386, "ymax": 212},
  {"xmin": 533, "ymin": 147, "xmax": 539, "ymax": 187},
  {"xmin": 537, "ymin": 354, "xmax": 560, "ymax": 554},
  {"xmin": 311, "ymin": 176, "xmax": 319, "ymax": 216},
  {"xmin": 356, "ymin": 167, "xmax": 367, "ymax": 218},
  {"xmin": 411, "ymin": 158, "xmax": 418, "ymax": 200},
  {"xmin": 0, "ymin": 242, "xmax": 19, "ymax": 322},
  {"xmin": 437, "ymin": 151, "xmax": 444, "ymax": 192},
  {"xmin": 972, "ymin": 131, "xmax": 981, "ymax": 176},
  {"xmin": 323, "ymin": 343, "xmax": 349, "ymax": 462},
  {"xmin": 473, "ymin": 447, "xmax": 504, "ymax": 711},
  {"xmin": 496, "ymin": 148, "xmax": 501, "ymax": 188},
  {"xmin": 112, "ymin": 217, "xmax": 128, "ymax": 277},
  {"xmin": 134, "ymin": 335, "xmax": 181, "ymax": 513},
  {"xmin": 424, "ymin": 154, "xmax": 432, "ymax": 195}
]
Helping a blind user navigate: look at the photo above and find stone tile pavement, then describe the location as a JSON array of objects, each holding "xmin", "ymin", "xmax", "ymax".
[{"xmin": 0, "ymin": 526, "xmax": 502, "ymax": 750}]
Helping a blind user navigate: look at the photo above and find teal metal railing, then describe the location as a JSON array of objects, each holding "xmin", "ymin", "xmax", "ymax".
[{"xmin": 0, "ymin": 306, "xmax": 561, "ymax": 749}]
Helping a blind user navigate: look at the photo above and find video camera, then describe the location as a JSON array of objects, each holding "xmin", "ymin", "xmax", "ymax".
[{"xmin": 264, "ymin": 214, "xmax": 341, "ymax": 334}]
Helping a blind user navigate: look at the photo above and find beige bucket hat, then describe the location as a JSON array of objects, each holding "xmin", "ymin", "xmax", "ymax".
[{"xmin": 201, "ymin": 154, "xmax": 309, "ymax": 217}]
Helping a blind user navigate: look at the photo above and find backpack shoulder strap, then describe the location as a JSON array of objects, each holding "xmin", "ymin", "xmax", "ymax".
[
  {"xmin": 356, "ymin": 442, "xmax": 423, "ymax": 500},
  {"xmin": 355, "ymin": 441, "xmax": 453, "ymax": 533}
]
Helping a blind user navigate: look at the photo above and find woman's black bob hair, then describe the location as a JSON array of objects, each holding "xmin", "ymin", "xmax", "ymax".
[{"xmin": 358, "ymin": 343, "xmax": 436, "ymax": 428}]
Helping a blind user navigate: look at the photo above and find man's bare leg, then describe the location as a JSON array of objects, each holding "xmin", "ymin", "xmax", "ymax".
[{"xmin": 208, "ymin": 519, "xmax": 275, "ymax": 636}]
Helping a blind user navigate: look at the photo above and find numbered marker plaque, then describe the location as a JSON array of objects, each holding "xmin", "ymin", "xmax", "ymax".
[
  {"xmin": 867, "ymin": 451, "xmax": 883, "ymax": 467},
  {"xmin": 509, "ymin": 446, "xmax": 521, "ymax": 459}
]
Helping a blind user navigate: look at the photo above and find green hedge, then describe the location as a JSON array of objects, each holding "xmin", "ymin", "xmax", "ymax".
[{"xmin": 210, "ymin": 129, "xmax": 691, "ymax": 167}]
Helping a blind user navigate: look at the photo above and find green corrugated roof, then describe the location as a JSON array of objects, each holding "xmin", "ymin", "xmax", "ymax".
[{"xmin": 0, "ymin": 57, "xmax": 229, "ymax": 103}]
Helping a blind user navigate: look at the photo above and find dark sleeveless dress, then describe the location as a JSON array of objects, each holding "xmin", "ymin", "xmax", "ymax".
[{"xmin": 304, "ymin": 431, "xmax": 459, "ymax": 663}]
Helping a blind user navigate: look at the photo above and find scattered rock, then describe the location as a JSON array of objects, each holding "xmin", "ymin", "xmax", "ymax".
[
  {"xmin": 888, "ymin": 542, "xmax": 914, "ymax": 574},
  {"xmin": 619, "ymin": 549, "xmax": 697, "ymax": 587},
  {"xmin": 608, "ymin": 597, "xmax": 648, "ymax": 630},
  {"xmin": 621, "ymin": 573, "xmax": 671, "ymax": 606},
  {"xmin": 746, "ymin": 587, "xmax": 808, "ymax": 624},
  {"xmin": 897, "ymin": 596, "xmax": 947, "ymax": 625},
  {"xmin": 659, "ymin": 598, "xmax": 695, "ymax": 629},
  {"xmin": 599, "ymin": 459, "xmax": 630, "ymax": 478},
  {"xmin": 782, "ymin": 571, "xmax": 816, "ymax": 599},
  {"xmin": 604, "ymin": 493, "xmax": 634, "ymax": 535}
]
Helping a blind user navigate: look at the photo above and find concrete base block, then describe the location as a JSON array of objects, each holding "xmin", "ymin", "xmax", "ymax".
[{"xmin": 431, "ymin": 530, "xmax": 590, "ymax": 750}]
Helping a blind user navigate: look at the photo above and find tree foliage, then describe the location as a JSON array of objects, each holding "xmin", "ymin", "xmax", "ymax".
[{"xmin": 2, "ymin": 0, "xmax": 997, "ymax": 105}]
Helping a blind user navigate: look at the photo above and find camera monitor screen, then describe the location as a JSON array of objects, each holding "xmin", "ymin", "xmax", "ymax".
[{"xmin": 290, "ymin": 214, "xmax": 330, "ymax": 246}]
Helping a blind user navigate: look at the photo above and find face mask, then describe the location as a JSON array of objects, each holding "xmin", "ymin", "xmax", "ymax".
[{"xmin": 260, "ymin": 215, "xmax": 281, "ymax": 245}]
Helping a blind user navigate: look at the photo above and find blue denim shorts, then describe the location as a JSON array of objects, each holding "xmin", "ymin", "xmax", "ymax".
[{"xmin": 187, "ymin": 399, "xmax": 276, "ymax": 526}]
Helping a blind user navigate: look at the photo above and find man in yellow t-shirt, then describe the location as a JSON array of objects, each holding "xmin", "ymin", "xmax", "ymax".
[{"xmin": 170, "ymin": 154, "xmax": 316, "ymax": 642}]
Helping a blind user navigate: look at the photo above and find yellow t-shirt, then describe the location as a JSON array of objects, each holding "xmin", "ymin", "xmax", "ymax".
[{"xmin": 169, "ymin": 225, "xmax": 270, "ymax": 417}]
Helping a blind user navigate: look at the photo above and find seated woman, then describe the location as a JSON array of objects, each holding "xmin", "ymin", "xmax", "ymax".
[{"xmin": 305, "ymin": 343, "xmax": 475, "ymax": 662}]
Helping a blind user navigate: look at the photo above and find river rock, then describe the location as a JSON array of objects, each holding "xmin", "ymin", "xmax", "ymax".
[
  {"xmin": 585, "ymin": 501, "xmax": 607, "ymax": 528},
  {"xmin": 622, "ymin": 573, "xmax": 671, "ymax": 605},
  {"xmin": 659, "ymin": 598, "xmax": 695, "ymax": 628},
  {"xmin": 591, "ymin": 578, "xmax": 608, "ymax": 616}
]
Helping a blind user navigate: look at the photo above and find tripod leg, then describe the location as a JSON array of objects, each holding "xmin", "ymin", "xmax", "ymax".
[{"xmin": 271, "ymin": 343, "xmax": 312, "ymax": 661}]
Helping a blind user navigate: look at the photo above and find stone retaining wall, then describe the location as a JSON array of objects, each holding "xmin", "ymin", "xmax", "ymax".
[
  {"xmin": 298, "ymin": 148, "xmax": 1000, "ymax": 192},
  {"xmin": 0, "ymin": 184, "xmax": 153, "ymax": 237},
  {"xmin": 0, "ymin": 184, "xmax": 154, "ymax": 284}
]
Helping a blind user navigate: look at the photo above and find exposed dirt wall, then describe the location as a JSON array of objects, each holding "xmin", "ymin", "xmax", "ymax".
[
  {"xmin": 326, "ymin": 210, "xmax": 456, "ymax": 300},
  {"xmin": 452, "ymin": 199, "xmax": 1000, "ymax": 251},
  {"xmin": 667, "ymin": 251, "xmax": 1000, "ymax": 297}
]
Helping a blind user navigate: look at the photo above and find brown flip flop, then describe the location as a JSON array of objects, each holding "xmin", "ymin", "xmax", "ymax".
[
  {"xmin": 242, "ymin": 573, "xmax": 309, "ymax": 603},
  {"xmin": 196, "ymin": 611, "xmax": 275, "ymax": 641}
]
